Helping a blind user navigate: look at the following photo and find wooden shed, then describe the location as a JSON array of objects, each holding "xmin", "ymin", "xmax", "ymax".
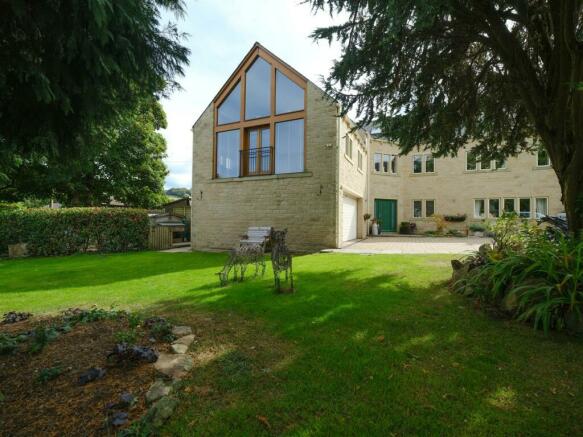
[
  {"xmin": 163, "ymin": 197, "xmax": 191, "ymax": 219},
  {"xmin": 148, "ymin": 213, "xmax": 189, "ymax": 250}
]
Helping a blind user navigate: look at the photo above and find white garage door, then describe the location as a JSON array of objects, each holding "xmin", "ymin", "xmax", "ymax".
[{"xmin": 342, "ymin": 196, "xmax": 357, "ymax": 242}]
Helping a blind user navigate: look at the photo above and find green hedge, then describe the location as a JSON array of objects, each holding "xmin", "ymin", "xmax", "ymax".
[{"xmin": 0, "ymin": 208, "xmax": 150, "ymax": 257}]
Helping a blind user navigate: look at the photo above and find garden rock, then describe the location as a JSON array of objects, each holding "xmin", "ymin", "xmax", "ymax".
[
  {"xmin": 107, "ymin": 343, "xmax": 159, "ymax": 365},
  {"xmin": 2, "ymin": 312, "xmax": 32, "ymax": 324},
  {"xmin": 173, "ymin": 334, "xmax": 194, "ymax": 347},
  {"xmin": 171, "ymin": 326, "xmax": 192, "ymax": 337},
  {"xmin": 147, "ymin": 396, "xmax": 179, "ymax": 428},
  {"xmin": 154, "ymin": 353, "xmax": 193, "ymax": 379},
  {"xmin": 143, "ymin": 316, "xmax": 167, "ymax": 328},
  {"xmin": 171, "ymin": 343, "xmax": 188, "ymax": 354},
  {"xmin": 107, "ymin": 392, "xmax": 136, "ymax": 410},
  {"xmin": 78, "ymin": 367, "xmax": 106, "ymax": 385},
  {"xmin": 109, "ymin": 411, "xmax": 129, "ymax": 427},
  {"xmin": 146, "ymin": 380, "xmax": 172, "ymax": 404}
]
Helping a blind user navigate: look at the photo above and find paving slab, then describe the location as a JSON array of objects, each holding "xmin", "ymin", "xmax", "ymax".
[{"xmin": 323, "ymin": 236, "xmax": 491, "ymax": 255}]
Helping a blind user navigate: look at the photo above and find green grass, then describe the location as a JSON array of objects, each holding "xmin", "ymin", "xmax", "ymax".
[{"xmin": 1, "ymin": 251, "xmax": 582, "ymax": 436}]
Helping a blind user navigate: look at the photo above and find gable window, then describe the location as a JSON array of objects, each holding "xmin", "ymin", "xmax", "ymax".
[
  {"xmin": 213, "ymin": 49, "xmax": 307, "ymax": 178},
  {"xmin": 503, "ymin": 198, "xmax": 516, "ymax": 213},
  {"xmin": 474, "ymin": 199, "xmax": 486, "ymax": 218},
  {"xmin": 216, "ymin": 130, "xmax": 240, "ymax": 178},
  {"xmin": 535, "ymin": 197, "xmax": 548, "ymax": 218},
  {"xmin": 245, "ymin": 57, "xmax": 271, "ymax": 120},
  {"xmin": 537, "ymin": 149, "xmax": 550, "ymax": 167},
  {"xmin": 413, "ymin": 155, "xmax": 423, "ymax": 173},
  {"xmin": 275, "ymin": 119, "xmax": 304, "ymax": 174},
  {"xmin": 217, "ymin": 82, "xmax": 241, "ymax": 125},
  {"xmin": 413, "ymin": 200, "xmax": 423, "ymax": 218},
  {"xmin": 373, "ymin": 153, "xmax": 382, "ymax": 172},
  {"xmin": 345, "ymin": 136, "xmax": 353, "ymax": 159},
  {"xmin": 357, "ymin": 150, "xmax": 363, "ymax": 171},
  {"xmin": 275, "ymin": 70, "xmax": 304, "ymax": 114},
  {"xmin": 244, "ymin": 126, "xmax": 271, "ymax": 176},
  {"xmin": 519, "ymin": 198, "xmax": 531, "ymax": 218}
]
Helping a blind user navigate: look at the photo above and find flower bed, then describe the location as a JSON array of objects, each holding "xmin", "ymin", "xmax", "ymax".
[{"xmin": 0, "ymin": 308, "xmax": 194, "ymax": 435}]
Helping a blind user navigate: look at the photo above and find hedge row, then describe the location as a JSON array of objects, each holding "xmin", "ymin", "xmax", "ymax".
[{"xmin": 0, "ymin": 208, "xmax": 150, "ymax": 257}]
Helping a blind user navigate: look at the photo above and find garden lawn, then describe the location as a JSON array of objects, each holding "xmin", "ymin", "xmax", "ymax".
[{"xmin": 1, "ymin": 251, "xmax": 582, "ymax": 436}]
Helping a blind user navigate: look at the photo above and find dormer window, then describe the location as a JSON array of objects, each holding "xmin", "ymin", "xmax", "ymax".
[{"xmin": 213, "ymin": 47, "xmax": 307, "ymax": 179}]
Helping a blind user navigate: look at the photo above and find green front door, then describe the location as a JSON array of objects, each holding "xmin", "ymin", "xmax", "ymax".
[{"xmin": 374, "ymin": 199, "xmax": 397, "ymax": 232}]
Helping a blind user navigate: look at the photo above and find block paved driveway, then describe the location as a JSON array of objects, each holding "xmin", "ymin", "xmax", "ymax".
[{"xmin": 324, "ymin": 236, "xmax": 491, "ymax": 255}]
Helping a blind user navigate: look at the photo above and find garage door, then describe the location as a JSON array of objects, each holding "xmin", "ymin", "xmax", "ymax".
[{"xmin": 342, "ymin": 196, "xmax": 358, "ymax": 242}]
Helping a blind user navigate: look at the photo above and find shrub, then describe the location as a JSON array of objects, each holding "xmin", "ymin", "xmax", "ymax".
[
  {"xmin": 399, "ymin": 222, "xmax": 416, "ymax": 235},
  {"xmin": 431, "ymin": 214, "xmax": 447, "ymax": 234},
  {"xmin": 29, "ymin": 325, "xmax": 59, "ymax": 354},
  {"xmin": 63, "ymin": 307, "xmax": 123, "ymax": 325},
  {"xmin": 0, "ymin": 334, "xmax": 18, "ymax": 355},
  {"xmin": 0, "ymin": 207, "xmax": 149, "ymax": 257},
  {"xmin": 149, "ymin": 320, "xmax": 175, "ymax": 342},
  {"xmin": 457, "ymin": 236, "xmax": 583, "ymax": 334},
  {"xmin": 469, "ymin": 223, "xmax": 486, "ymax": 232},
  {"xmin": 487, "ymin": 212, "xmax": 543, "ymax": 251},
  {"xmin": 115, "ymin": 329, "xmax": 138, "ymax": 344},
  {"xmin": 36, "ymin": 367, "xmax": 63, "ymax": 384},
  {"xmin": 444, "ymin": 214, "xmax": 467, "ymax": 222}
]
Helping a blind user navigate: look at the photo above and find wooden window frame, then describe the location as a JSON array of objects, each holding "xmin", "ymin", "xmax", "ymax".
[{"xmin": 212, "ymin": 47, "xmax": 308, "ymax": 179}]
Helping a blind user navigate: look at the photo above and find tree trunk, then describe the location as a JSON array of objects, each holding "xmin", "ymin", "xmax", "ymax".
[
  {"xmin": 560, "ymin": 166, "xmax": 583, "ymax": 238},
  {"xmin": 553, "ymin": 140, "xmax": 583, "ymax": 238}
]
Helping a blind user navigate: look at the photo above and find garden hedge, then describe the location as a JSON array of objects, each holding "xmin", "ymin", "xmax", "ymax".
[{"xmin": 0, "ymin": 208, "xmax": 150, "ymax": 257}]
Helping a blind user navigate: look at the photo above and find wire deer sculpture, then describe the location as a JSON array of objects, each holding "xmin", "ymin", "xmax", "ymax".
[
  {"xmin": 217, "ymin": 243, "xmax": 266, "ymax": 287},
  {"xmin": 270, "ymin": 229, "xmax": 294, "ymax": 293}
]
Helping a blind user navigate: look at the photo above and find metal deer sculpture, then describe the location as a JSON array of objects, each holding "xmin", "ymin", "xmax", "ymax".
[
  {"xmin": 270, "ymin": 229, "xmax": 294, "ymax": 293},
  {"xmin": 218, "ymin": 244, "xmax": 266, "ymax": 286}
]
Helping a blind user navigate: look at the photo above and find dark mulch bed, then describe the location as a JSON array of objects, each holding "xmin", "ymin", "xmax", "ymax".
[{"xmin": 0, "ymin": 314, "xmax": 170, "ymax": 436}]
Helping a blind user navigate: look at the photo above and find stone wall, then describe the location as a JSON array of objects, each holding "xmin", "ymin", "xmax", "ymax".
[
  {"xmin": 191, "ymin": 82, "xmax": 339, "ymax": 251},
  {"xmin": 368, "ymin": 138, "xmax": 563, "ymax": 234},
  {"xmin": 338, "ymin": 117, "xmax": 368, "ymax": 242}
]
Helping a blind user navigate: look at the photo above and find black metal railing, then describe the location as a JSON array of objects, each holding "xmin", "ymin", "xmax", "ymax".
[{"xmin": 240, "ymin": 147, "xmax": 273, "ymax": 176}]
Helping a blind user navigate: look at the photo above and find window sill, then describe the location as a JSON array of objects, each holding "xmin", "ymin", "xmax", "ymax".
[
  {"xmin": 357, "ymin": 168, "xmax": 364, "ymax": 175},
  {"xmin": 344, "ymin": 154, "xmax": 354, "ymax": 165},
  {"xmin": 533, "ymin": 165, "xmax": 552, "ymax": 170},
  {"xmin": 464, "ymin": 168, "xmax": 509, "ymax": 173},
  {"xmin": 409, "ymin": 172, "xmax": 437, "ymax": 176},
  {"xmin": 212, "ymin": 171, "xmax": 313, "ymax": 183},
  {"xmin": 373, "ymin": 172, "xmax": 399, "ymax": 177}
]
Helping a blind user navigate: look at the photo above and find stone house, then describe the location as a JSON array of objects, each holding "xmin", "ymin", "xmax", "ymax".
[{"xmin": 191, "ymin": 43, "xmax": 562, "ymax": 251}]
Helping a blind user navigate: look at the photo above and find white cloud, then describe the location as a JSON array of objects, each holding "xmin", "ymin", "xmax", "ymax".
[{"xmin": 160, "ymin": 0, "xmax": 345, "ymax": 189}]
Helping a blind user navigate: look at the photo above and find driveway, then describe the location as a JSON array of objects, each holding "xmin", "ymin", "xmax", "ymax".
[{"xmin": 324, "ymin": 236, "xmax": 490, "ymax": 255}]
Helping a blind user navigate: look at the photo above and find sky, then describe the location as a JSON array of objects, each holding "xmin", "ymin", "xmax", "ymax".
[{"xmin": 159, "ymin": 0, "xmax": 345, "ymax": 189}]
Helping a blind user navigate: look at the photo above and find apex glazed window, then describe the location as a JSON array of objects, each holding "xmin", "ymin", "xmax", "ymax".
[
  {"xmin": 213, "ymin": 51, "xmax": 307, "ymax": 178},
  {"xmin": 245, "ymin": 57, "xmax": 271, "ymax": 120}
]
